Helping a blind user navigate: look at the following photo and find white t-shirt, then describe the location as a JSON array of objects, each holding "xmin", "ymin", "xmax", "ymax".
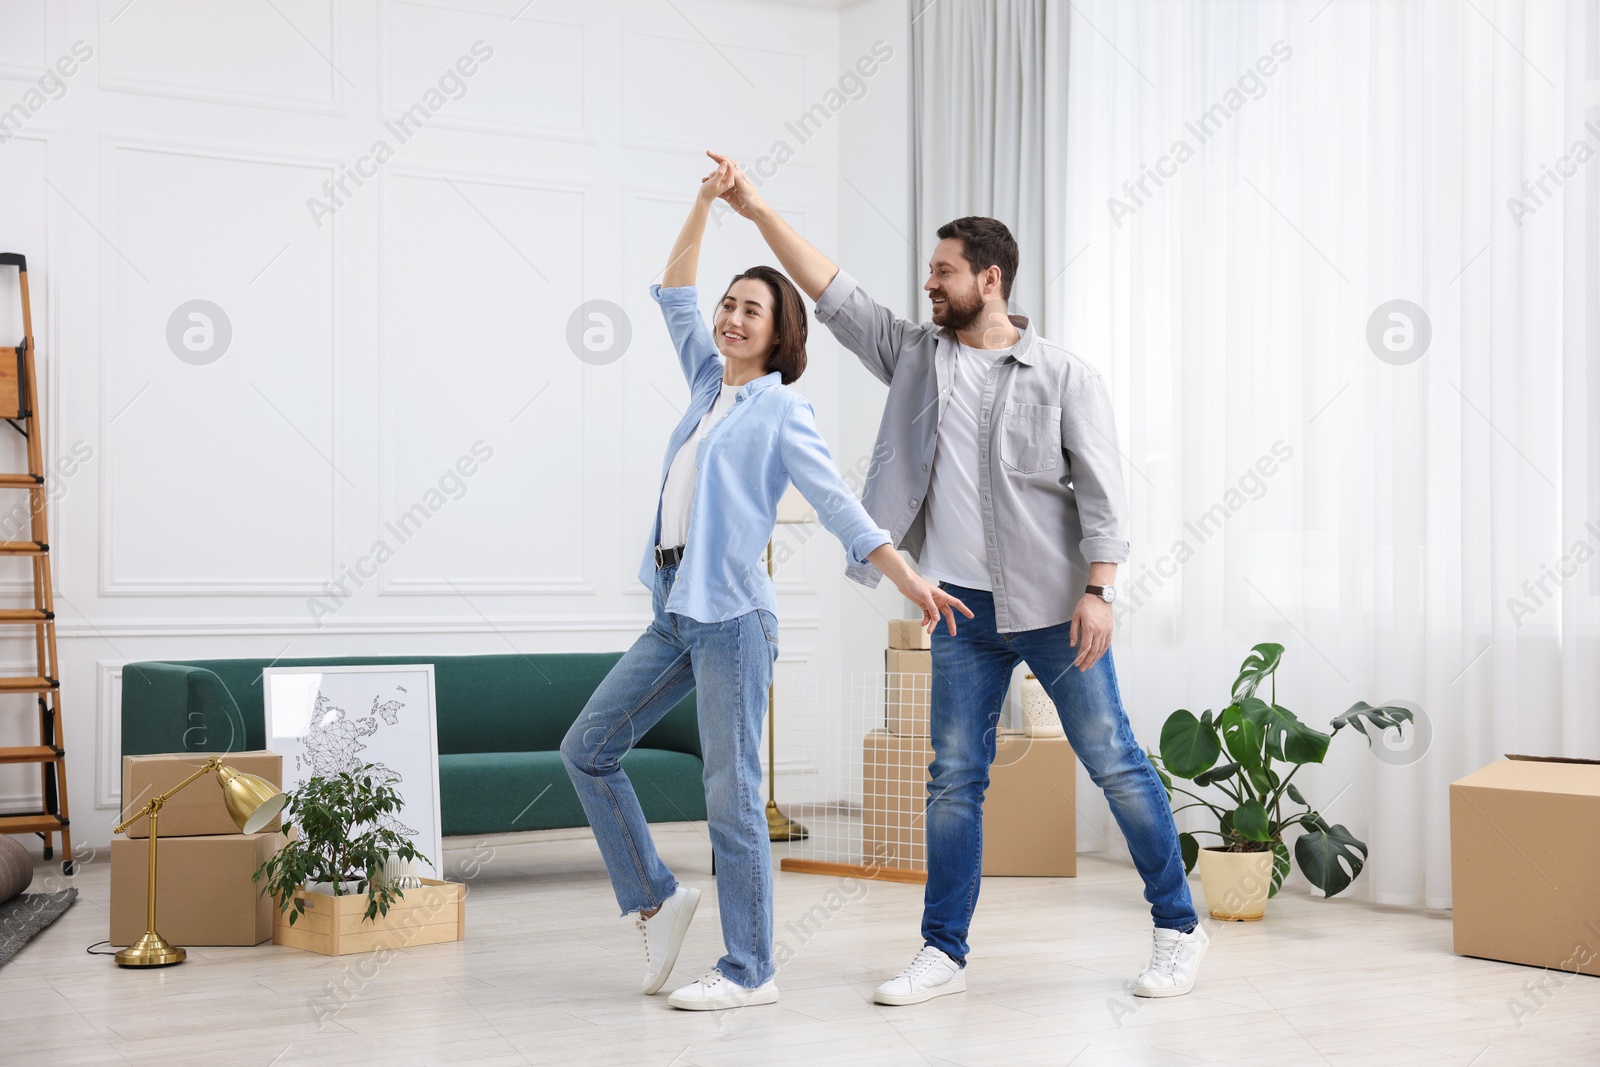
[
  {"xmin": 919, "ymin": 341, "xmax": 1012, "ymax": 590},
  {"xmin": 658, "ymin": 381, "xmax": 740, "ymax": 549}
]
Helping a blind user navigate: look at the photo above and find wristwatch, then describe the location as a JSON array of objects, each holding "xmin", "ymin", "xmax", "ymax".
[{"xmin": 1086, "ymin": 584, "xmax": 1116, "ymax": 603}]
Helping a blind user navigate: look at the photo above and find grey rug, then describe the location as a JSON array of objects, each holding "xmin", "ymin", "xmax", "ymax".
[{"xmin": 0, "ymin": 889, "xmax": 77, "ymax": 967}]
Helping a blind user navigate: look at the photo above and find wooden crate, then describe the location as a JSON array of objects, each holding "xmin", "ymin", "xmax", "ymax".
[{"xmin": 273, "ymin": 878, "xmax": 464, "ymax": 956}]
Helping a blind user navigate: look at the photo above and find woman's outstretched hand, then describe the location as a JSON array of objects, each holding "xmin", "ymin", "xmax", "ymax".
[
  {"xmin": 699, "ymin": 155, "xmax": 737, "ymax": 204},
  {"xmin": 866, "ymin": 542, "xmax": 973, "ymax": 636},
  {"xmin": 703, "ymin": 151, "xmax": 766, "ymax": 220},
  {"xmin": 899, "ymin": 576, "xmax": 974, "ymax": 637}
]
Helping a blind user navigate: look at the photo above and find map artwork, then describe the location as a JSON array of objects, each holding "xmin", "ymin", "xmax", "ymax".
[{"xmin": 297, "ymin": 688, "xmax": 419, "ymax": 838}]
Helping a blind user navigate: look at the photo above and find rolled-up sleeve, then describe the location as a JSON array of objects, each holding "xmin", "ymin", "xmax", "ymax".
[
  {"xmin": 778, "ymin": 397, "xmax": 891, "ymax": 567},
  {"xmin": 650, "ymin": 283, "xmax": 724, "ymax": 391},
  {"xmin": 1060, "ymin": 374, "xmax": 1130, "ymax": 564}
]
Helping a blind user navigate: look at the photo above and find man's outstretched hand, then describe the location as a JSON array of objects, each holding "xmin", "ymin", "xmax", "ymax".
[{"xmin": 698, "ymin": 157, "xmax": 736, "ymax": 203}]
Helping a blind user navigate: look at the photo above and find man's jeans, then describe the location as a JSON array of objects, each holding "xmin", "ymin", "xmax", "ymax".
[
  {"xmin": 922, "ymin": 583, "xmax": 1198, "ymax": 964},
  {"xmin": 560, "ymin": 561, "xmax": 779, "ymax": 989}
]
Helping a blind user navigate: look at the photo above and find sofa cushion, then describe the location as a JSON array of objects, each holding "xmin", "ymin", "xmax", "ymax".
[{"xmin": 439, "ymin": 749, "xmax": 707, "ymax": 837}]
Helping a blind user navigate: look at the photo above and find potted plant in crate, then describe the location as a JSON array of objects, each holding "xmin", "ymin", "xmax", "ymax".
[
  {"xmin": 1149, "ymin": 643, "xmax": 1412, "ymax": 921},
  {"xmin": 254, "ymin": 763, "xmax": 432, "ymax": 927}
]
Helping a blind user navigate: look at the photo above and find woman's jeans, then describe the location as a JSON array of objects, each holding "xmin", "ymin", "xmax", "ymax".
[
  {"xmin": 923, "ymin": 583, "xmax": 1198, "ymax": 965},
  {"xmin": 560, "ymin": 561, "xmax": 779, "ymax": 989}
]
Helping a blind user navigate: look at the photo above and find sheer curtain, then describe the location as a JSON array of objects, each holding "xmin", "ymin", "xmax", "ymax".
[{"xmin": 1062, "ymin": 0, "xmax": 1597, "ymax": 908}]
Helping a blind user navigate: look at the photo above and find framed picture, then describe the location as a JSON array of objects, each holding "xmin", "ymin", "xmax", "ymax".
[{"xmin": 262, "ymin": 664, "xmax": 443, "ymax": 882}]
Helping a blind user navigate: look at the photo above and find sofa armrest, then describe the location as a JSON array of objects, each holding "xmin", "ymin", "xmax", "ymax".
[{"xmin": 120, "ymin": 662, "xmax": 250, "ymax": 757}]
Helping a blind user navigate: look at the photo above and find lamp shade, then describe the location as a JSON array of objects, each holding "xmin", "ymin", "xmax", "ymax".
[{"xmin": 216, "ymin": 765, "xmax": 287, "ymax": 834}]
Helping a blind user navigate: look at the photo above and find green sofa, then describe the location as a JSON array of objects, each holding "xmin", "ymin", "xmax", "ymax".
[{"xmin": 119, "ymin": 654, "xmax": 706, "ymax": 836}]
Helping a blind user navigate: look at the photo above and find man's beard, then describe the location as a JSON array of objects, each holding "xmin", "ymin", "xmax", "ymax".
[{"xmin": 932, "ymin": 288, "xmax": 985, "ymax": 332}]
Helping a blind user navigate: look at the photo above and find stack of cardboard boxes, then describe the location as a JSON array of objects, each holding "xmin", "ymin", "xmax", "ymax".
[
  {"xmin": 864, "ymin": 620, "xmax": 935, "ymax": 870},
  {"xmin": 862, "ymin": 620, "xmax": 1078, "ymax": 877},
  {"xmin": 111, "ymin": 752, "xmax": 285, "ymax": 948}
]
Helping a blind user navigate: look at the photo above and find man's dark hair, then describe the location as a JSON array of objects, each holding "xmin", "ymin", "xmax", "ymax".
[
  {"xmin": 936, "ymin": 216, "xmax": 1019, "ymax": 301},
  {"xmin": 720, "ymin": 265, "xmax": 808, "ymax": 385}
]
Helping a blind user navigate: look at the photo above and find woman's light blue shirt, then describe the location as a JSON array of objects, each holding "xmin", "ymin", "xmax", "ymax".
[{"xmin": 639, "ymin": 284, "xmax": 891, "ymax": 623}]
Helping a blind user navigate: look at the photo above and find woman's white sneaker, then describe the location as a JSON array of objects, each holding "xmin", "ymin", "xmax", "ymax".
[
  {"xmin": 873, "ymin": 946, "xmax": 966, "ymax": 1005},
  {"xmin": 638, "ymin": 885, "xmax": 700, "ymax": 995},
  {"xmin": 666, "ymin": 969, "xmax": 779, "ymax": 1010},
  {"xmin": 1132, "ymin": 923, "xmax": 1210, "ymax": 998}
]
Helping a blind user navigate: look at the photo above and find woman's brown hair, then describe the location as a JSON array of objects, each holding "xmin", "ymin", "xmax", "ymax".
[{"xmin": 719, "ymin": 265, "xmax": 808, "ymax": 385}]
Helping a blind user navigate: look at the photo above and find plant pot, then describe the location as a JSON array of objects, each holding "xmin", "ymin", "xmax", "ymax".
[
  {"xmin": 304, "ymin": 878, "xmax": 363, "ymax": 896},
  {"xmin": 375, "ymin": 853, "xmax": 425, "ymax": 890},
  {"xmin": 1019, "ymin": 675, "xmax": 1065, "ymax": 738},
  {"xmin": 1196, "ymin": 847, "xmax": 1275, "ymax": 921}
]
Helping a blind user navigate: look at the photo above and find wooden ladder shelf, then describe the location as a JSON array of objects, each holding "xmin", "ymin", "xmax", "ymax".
[{"xmin": 0, "ymin": 252, "xmax": 71, "ymax": 875}]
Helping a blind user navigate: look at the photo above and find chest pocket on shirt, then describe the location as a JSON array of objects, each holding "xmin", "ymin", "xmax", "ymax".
[{"xmin": 999, "ymin": 402, "xmax": 1062, "ymax": 475}]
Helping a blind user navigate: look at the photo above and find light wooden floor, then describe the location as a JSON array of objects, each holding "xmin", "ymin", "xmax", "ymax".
[{"xmin": 6, "ymin": 824, "xmax": 1598, "ymax": 1066}]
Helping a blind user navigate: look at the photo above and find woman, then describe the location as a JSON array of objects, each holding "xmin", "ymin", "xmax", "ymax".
[{"xmin": 561, "ymin": 155, "xmax": 971, "ymax": 1011}]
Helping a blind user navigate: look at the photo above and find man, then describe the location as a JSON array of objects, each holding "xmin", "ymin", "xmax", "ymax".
[{"xmin": 709, "ymin": 153, "xmax": 1207, "ymax": 1005}]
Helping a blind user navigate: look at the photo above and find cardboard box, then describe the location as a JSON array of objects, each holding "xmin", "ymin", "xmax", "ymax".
[
  {"xmin": 121, "ymin": 751, "xmax": 283, "ymax": 838},
  {"xmin": 885, "ymin": 649, "xmax": 932, "ymax": 736},
  {"xmin": 861, "ymin": 728, "xmax": 1079, "ymax": 877},
  {"xmin": 863, "ymin": 729, "xmax": 933, "ymax": 871},
  {"xmin": 110, "ymin": 832, "xmax": 280, "ymax": 947},
  {"xmin": 1450, "ymin": 756, "xmax": 1600, "ymax": 974},
  {"xmin": 985, "ymin": 732, "xmax": 1077, "ymax": 876},
  {"xmin": 888, "ymin": 619, "xmax": 931, "ymax": 651},
  {"xmin": 274, "ymin": 878, "xmax": 465, "ymax": 956}
]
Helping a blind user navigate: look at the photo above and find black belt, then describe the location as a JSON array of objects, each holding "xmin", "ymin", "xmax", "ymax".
[{"xmin": 654, "ymin": 544, "xmax": 685, "ymax": 569}]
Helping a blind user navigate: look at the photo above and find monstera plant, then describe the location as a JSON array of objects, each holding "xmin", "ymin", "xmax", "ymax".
[{"xmin": 1149, "ymin": 643, "xmax": 1413, "ymax": 900}]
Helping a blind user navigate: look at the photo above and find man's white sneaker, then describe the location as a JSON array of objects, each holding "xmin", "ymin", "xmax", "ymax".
[
  {"xmin": 873, "ymin": 945, "xmax": 966, "ymax": 1006},
  {"xmin": 666, "ymin": 969, "xmax": 779, "ymax": 1010},
  {"xmin": 638, "ymin": 885, "xmax": 700, "ymax": 995},
  {"xmin": 1132, "ymin": 923, "xmax": 1210, "ymax": 998}
]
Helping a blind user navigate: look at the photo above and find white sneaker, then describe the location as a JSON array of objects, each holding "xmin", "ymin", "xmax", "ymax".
[
  {"xmin": 666, "ymin": 969, "xmax": 779, "ymax": 1010},
  {"xmin": 1132, "ymin": 923, "xmax": 1210, "ymax": 998},
  {"xmin": 873, "ymin": 945, "xmax": 966, "ymax": 1006},
  {"xmin": 638, "ymin": 885, "xmax": 700, "ymax": 995}
]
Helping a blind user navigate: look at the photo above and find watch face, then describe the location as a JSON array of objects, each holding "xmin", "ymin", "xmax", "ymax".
[{"xmin": 1101, "ymin": 586, "xmax": 1116, "ymax": 603}]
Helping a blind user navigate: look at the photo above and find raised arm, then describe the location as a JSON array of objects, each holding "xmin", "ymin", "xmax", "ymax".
[
  {"xmin": 706, "ymin": 152, "xmax": 838, "ymax": 301},
  {"xmin": 707, "ymin": 152, "xmax": 933, "ymax": 386},
  {"xmin": 651, "ymin": 160, "xmax": 740, "ymax": 388},
  {"xmin": 664, "ymin": 156, "xmax": 736, "ymax": 288}
]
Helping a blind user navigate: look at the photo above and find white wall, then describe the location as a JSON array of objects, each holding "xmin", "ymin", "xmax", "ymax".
[
  {"xmin": 833, "ymin": 0, "xmax": 917, "ymax": 682},
  {"xmin": 0, "ymin": 0, "xmax": 887, "ymax": 851}
]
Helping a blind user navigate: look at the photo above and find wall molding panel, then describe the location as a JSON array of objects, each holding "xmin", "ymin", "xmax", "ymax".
[
  {"xmin": 2, "ymin": 0, "xmax": 854, "ymax": 851},
  {"xmin": 97, "ymin": 0, "xmax": 345, "ymax": 115},
  {"xmin": 95, "ymin": 133, "xmax": 343, "ymax": 597}
]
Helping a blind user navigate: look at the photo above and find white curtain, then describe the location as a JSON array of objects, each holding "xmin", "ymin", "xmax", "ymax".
[
  {"xmin": 911, "ymin": 0, "xmax": 1071, "ymax": 337},
  {"xmin": 1062, "ymin": 0, "xmax": 1597, "ymax": 908}
]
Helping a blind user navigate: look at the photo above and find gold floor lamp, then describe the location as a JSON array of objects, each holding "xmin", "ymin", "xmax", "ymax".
[
  {"xmin": 765, "ymin": 486, "xmax": 815, "ymax": 841},
  {"xmin": 111, "ymin": 756, "xmax": 287, "ymax": 968}
]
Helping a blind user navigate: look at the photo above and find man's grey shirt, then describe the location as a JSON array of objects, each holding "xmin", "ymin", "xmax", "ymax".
[{"xmin": 815, "ymin": 269, "xmax": 1129, "ymax": 634}]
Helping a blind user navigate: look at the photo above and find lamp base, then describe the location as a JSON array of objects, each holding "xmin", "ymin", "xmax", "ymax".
[
  {"xmin": 115, "ymin": 931, "xmax": 186, "ymax": 967},
  {"xmin": 766, "ymin": 800, "xmax": 808, "ymax": 842}
]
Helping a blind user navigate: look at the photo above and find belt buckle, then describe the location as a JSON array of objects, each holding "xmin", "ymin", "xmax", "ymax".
[{"xmin": 654, "ymin": 545, "xmax": 666, "ymax": 569}]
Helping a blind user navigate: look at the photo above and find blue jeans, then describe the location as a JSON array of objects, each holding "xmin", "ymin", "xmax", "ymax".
[
  {"xmin": 560, "ymin": 561, "xmax": 779, "ymax": 989},
  {"xmin": 922, "ymin": 583, "xmax": 1198, "ymax": 964}
]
